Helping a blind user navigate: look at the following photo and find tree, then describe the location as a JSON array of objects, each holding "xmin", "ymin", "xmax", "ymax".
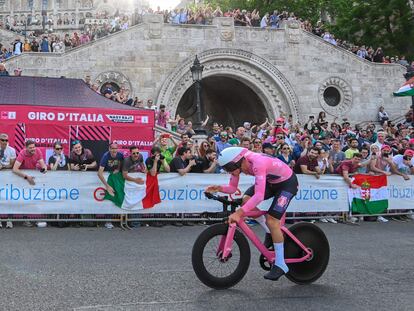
[{"xmin": 205, "ymin": 0, "xmax": 414, "ymax": 59}]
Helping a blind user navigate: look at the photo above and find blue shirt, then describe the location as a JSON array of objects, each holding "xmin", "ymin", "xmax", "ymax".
[
  {"xmin": 99, "ymin": 151, "xmax": 124, "ymax": 172},
  {"xmin": 293, "ymin": 144, "xmax": 304, "ymax": 160},
  {"xmin": 216, "ymin": 141, "xmax": 232, "ymax": 154},
  {"xmin": 277, "ymin": 154, "xmax": 294, "ymax": 166},
  {"xmin": 41, "ymin": 40, "xmax": 49, "ymax": 52}
]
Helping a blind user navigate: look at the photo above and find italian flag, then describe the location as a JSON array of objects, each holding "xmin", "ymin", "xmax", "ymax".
[
  {"xmin": 348, "ymin": 174, "xmax": 388, "ymax": 214},
  {"xmin": 104, "ymin": 172, "xmax": 161, "ymax": 210},
  {"xmin": 393, "ymin": 77, "xmax": 414, "ymax": 97}
]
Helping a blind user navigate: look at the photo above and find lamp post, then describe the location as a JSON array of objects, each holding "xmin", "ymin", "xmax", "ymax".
[{"xmin": 190, "ymin": 55, "xmax": 205, "ymax": 134}]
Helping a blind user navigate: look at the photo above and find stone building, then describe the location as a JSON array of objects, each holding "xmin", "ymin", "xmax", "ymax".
[
  {"xmin": 0, "ymin": 0, "xmax": 144, "ymax": 31},
  {"xmin": 3, "ymin": 15, "xmax": 411, "ymax": 127}
]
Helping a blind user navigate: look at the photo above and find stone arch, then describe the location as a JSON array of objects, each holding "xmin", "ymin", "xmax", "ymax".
[
  {"xmin": 94, "ymin": 71, "xmax": 133, "ymax": 95},
  {"xmin": 156, "ymin": 49, "xmax": 300, "ymax": 122}
]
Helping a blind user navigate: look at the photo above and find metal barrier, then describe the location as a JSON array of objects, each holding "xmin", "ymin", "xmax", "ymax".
[{"xmin": 1, "ymin": 210, "xmax": 412, "ymax": 227}]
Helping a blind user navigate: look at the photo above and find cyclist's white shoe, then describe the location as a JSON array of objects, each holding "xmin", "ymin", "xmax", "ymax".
[
  {"xmin": 377, "ymin": 216, "xmax": 389, "ymax": 223},
  {"xmin": 319, "ymin": 218, "xmax": 328, "ymax": 223},
  {"xmin": 327, "ymin": 218, "xmax": 337, "ymax": 224}
]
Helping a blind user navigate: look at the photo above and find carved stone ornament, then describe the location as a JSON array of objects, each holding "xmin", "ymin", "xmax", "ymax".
[
  {"xmin": 156, "ymin": 48, "xmax": 300, "ymax": 121},
  {"xmin": 143, "ymin": 14, "xmax": 163, "ymax": 39},
  {"xmin": 318, "ymin": 77, "xmax": 353, "ymax": 116},
  {"xmin": 94, "ymin": 71, "xmax": 133, "ymax": 94},
  {"xmin": 214, "ymin": 17, "xmax": 235, "ymax": 41},
  {"xmin": 285, "ymin": 20, "xmax": 301, "ymax": 44}
]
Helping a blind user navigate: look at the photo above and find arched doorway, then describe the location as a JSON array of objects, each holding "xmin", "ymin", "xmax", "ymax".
[
  {"xmin": 177, "ymin": 76, "xmax": 267, "ymax": 128},
  {"xmin": 157, "ymin": 49, "xmax": 300, "ymax": 126}
]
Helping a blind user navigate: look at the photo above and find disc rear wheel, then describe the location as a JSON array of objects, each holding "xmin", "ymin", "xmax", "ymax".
[{"xmin": 284, "ymin": 222, "xmax": 330, "ymax": 284}]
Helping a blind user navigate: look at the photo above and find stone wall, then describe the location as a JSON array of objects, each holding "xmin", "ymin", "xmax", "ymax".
[{"xmin": 3, "ymin": 15, "xmax": 410, "ymax": 124}]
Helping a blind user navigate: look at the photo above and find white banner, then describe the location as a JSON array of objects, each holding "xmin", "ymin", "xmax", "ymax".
[{"xmin": 0, "ymin": 172, "xmax": 412, "ymax": 214}]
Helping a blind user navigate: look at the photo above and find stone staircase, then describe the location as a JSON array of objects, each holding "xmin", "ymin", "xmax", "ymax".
[{"xmin": 0, "ymin": 28, "xmax": 26, "ymax": 46}]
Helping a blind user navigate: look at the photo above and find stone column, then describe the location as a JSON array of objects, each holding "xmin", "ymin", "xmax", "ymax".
[
  {"xmin": 52, "ymin": 0, "xmax": 57, "ymax": 29},
  {"xmin": 75, "ymin": 0, "xmax": 79, "ymax": 28}
]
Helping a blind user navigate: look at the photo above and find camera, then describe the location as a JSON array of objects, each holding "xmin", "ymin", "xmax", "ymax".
[
  {"xmin": 151, "ymin": 154, "xmax": 165, "ymax": 160},
  {"xmin": 80, "ymin": 164, "xmax": 86, "ymax": 170}
]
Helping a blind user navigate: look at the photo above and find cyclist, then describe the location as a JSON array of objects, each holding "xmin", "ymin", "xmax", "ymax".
[{"xmin": 206, "ymin": 147, "xmax": 298, "ymax": 281}]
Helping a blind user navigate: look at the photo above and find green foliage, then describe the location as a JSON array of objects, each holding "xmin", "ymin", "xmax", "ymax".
[{"xmin": 205, "ymin": 0, "xmax": 414, "ymax": 58}]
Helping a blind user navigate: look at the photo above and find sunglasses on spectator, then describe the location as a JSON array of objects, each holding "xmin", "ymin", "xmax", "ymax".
[
  {"xmin": 0, "ymin": 139, "xmax": 8, "ymax": 142},
  {"xmin": 276, "ymin": 136, "xmax": 284, "ymax": 139},
  {"xmin": 254, "ymin": 141, "xmax": 261, "ymax": 144},
  {"xmin": 282, "ymin": 147, "xmax": 290, "ymax": 150},
  {"xmin": 55, "ymin": 147, "xmax": 62, "ymax": 150},
  {"xmin": 131, "ymin": 152, "xmax": 140, "ymax": 155},
  {"xmin": 72, "ymin": 140, "xmax": 80, "ymax": 145}
]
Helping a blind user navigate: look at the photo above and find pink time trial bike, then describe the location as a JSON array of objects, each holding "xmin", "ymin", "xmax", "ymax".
[{"xmin": 192, "ymin": 193, "xmax": 330, "ymax": 289}]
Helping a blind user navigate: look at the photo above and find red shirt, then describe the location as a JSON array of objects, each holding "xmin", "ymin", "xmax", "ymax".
[
  {"xmin": 16, "ymin": 148, "xmax": 43, "ymax": 169},
  {"xmin": 335, "ymin": 160, "xmax": 359, "ymax": 175},
  {"xmin": 294, "ymin": 155, "xmax": 318, "ymax": 174}
]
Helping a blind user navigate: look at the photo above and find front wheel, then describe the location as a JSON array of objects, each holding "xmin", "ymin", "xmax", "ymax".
[
  {"xmin": 192, "ymin": 223, "xmax": 251, "ymax": 289},
  {"xmin": 284, "ymin": 222, "xmax": 330, "ymax": 284}
]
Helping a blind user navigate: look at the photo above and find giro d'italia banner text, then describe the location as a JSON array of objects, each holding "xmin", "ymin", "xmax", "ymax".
[{"xmin": 0, "ymin": 172, "xmax": 412, "ymax": 214}]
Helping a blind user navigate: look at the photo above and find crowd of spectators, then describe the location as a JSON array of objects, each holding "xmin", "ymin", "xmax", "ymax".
[
  {"xmin": 157, "ymin": 5, "xmax": 413, "ymax": 67},
  {"xmin": 1, "ymin": 5, "xmax": 412, "ymax": 67},
  {"xmin": 1, "ymin": 104, "xmax": 413, "ymax": 228},
  {"xmin": 0, "ymin": 11, "xmax": 133, "ymax": 61}
]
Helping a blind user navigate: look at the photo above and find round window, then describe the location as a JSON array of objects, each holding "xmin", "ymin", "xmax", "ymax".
[{"xmin": 323, "ymin": 87, "xmax": 341, "ymax": 107}]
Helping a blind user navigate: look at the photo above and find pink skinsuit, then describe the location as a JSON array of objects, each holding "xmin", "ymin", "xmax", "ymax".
[{"xmin": 221, "ymin": 151, "xmax": 293, "ymax": 213}]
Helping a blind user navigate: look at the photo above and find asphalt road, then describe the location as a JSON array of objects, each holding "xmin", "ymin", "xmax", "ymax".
[{"xmin": 0, "ymin": 220, "xmax": 413, "ymax": 311}]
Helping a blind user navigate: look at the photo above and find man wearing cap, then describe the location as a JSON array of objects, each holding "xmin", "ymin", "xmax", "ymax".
[
  {"xmin": 216, "ymin": 131, "xmax": 232, "ymax": 154},
  {"xmin": 370, "ymin": 145, "xmax": 409, "ymax": 180},
  {"xmin": 392, "ymin": 149, "xmax": 414, "ymax": 176},
  {"xmin": 262, "ymin": 142, "xmax": 275, "ymax": 157}
]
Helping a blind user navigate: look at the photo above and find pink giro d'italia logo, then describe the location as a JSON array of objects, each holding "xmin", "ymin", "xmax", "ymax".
[{"xmin": 1, "ymin": 111, "xmax": 16, "ymax": 120}]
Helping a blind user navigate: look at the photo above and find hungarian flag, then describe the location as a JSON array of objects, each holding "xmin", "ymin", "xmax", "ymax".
[
  {"xmin": 104, "ymin": 172, "xmax": 161, "ymax": 210},
  {"xmin": 393, "ymin": 76, "xmax": 414, "ymax": 97},
  {"xmin": 348, "ymin": 174, "xmax": 388, "ymax": 214}
]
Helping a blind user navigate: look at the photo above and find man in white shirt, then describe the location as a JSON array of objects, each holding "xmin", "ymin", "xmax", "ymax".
[
  {"xmin": 392, "ymin": 149, "xmax": 414, "ymax": 175},
  {"xmin": 0, "ymin": 133, "xmax": 16, "ymax": 169},
  {"xmin": 0, "ymin": 133, "xmax": 16, "ymax": 229}
]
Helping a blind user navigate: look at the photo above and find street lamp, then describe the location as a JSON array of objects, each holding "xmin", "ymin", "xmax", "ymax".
[{"xmin": 190, "ymin": 55, "xmax": 205, "ymax": 134}]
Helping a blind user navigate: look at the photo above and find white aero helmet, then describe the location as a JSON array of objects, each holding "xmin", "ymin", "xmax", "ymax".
[{"xmin": 218, "ymin": 147, "xmax": 248, "ymax": 172}]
